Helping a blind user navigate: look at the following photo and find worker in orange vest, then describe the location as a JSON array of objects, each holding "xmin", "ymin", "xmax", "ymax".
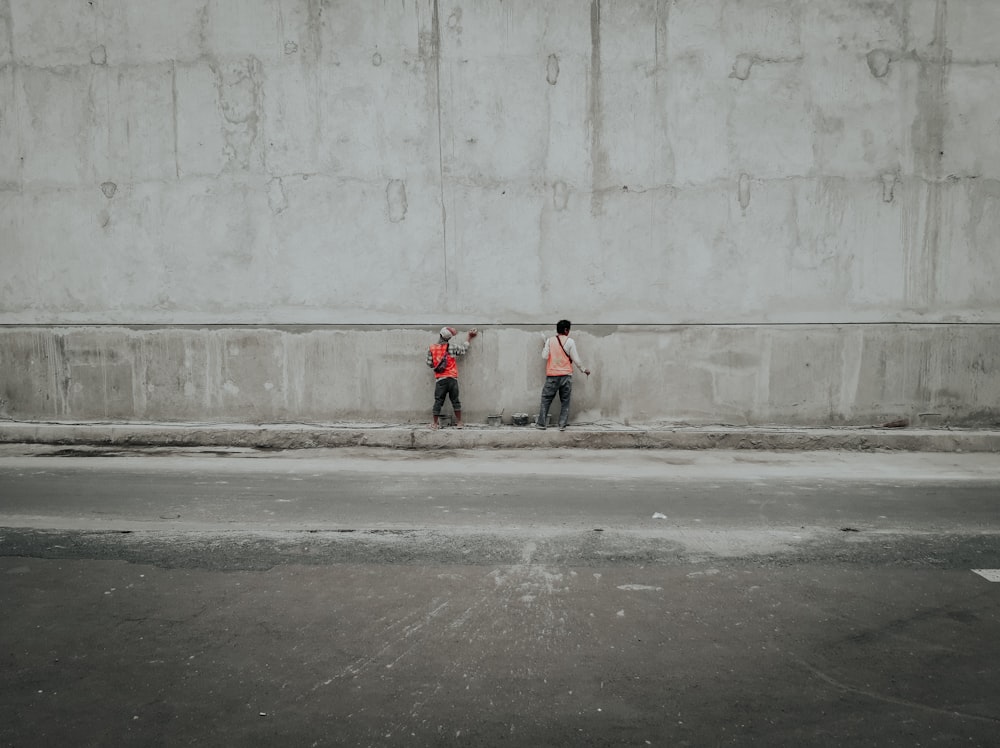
[
  {"xmin": 536, "ymin": 319, "xmax": 590, "ymax": 431},
  {"xmin": 427, "ymin": 326, "xmax": 478, "ymax": 429}
]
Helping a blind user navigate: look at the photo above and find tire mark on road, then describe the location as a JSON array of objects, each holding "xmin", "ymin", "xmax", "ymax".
[{"xmin": 794, "ymin": 656, "xmax": 1000, "ymax": 725}]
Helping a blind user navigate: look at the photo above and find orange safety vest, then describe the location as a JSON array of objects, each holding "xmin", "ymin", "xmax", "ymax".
[
  {"xmin": 430, "ymin": 342, "xmax": 458, "ymax": 379},
  {"xmin": 546, "ymin": 335, "xmax": 573, "ymax": 376}
]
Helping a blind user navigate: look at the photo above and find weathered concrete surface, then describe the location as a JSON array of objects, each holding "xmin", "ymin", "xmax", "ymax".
[
  {"xmin": 1, "ymin": 448, "xmax": 999, "ymax": 746},
  {"xmin": 4, "ymin": 446, "xmax": 1000, "ymax": 534},
  {"xmin": 3, "ymin": 1, "xmax": 1000, "ymax": 323},
  {"xmin": 1, "ymin": 419, "xmax": 999, "ymax": 453},
  {"xmin": 1, "ymin": 1, "xmax": 999, "ymax": 426},
  {"xmin": 5, "ymin": 554, "xmax": 1000, "ymax": 747},
  {"xmin": 1, "ymin": 325, "xmax": 999, "ymax": 428}
]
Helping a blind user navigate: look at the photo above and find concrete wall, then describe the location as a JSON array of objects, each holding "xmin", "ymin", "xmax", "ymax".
[
  {"xmin": 1, "ymin": 1, "xmax": 998, "ymax": 426},
  {"xmin": 2, "ymin": 324, "xmax": 998, "ymax": 427}
]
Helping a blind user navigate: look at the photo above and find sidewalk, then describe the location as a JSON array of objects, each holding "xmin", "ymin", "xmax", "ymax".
[{"xmin": 1, "ymin": 418, "xmax": 998, "ymax": 452}]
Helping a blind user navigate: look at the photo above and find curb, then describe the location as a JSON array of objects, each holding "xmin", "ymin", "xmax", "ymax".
[{"xmin": 1, "ymin": 421, "xmax": 999, "ymax": 452}]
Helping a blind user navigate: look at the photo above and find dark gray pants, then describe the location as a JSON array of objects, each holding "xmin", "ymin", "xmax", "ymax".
[
  {"xmin": 537, "ymin": 375, "xmax": 572, "ymax": 428},
  {"xmin": 433, "ymin": 377, "xmax": 461, "ymax": 415}
]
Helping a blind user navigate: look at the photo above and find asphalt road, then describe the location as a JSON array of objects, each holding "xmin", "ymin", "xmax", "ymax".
[{"xmin": 2, "ymin": 446, "xmax": 999, "ymax": 747}]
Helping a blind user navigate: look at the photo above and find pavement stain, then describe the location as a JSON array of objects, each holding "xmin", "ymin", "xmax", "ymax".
[{"xmin": 2, "ymin": 553, "xmax": 999, "ymax": 745}]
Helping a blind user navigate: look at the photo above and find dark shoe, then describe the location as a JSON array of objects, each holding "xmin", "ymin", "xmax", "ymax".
[
  {"xmin": 534, "ymin": 423, "xmax": 546, "ymax": 430},
  {"xmin": 558, "ymin": 425, "xmax": 566, "ymax": 431}
]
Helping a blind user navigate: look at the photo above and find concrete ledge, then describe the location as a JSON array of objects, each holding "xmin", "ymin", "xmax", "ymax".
[{"xmin": 1, "ymin": 420, "xmax": 998, "ymax": 452}]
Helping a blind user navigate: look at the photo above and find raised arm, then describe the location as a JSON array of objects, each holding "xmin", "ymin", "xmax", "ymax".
[{"xmin": 449, "ymin": 328, "xmax": 478, "ymax": 356}]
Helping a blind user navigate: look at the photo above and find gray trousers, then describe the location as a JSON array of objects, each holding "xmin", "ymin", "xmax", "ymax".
[
  {"xmin": 537, "ymin": 375, "xmax": 572, "ymax": 427},
  {"xmin": 433, "ymin": 377, "xmax": 461, "ymax": 415}
]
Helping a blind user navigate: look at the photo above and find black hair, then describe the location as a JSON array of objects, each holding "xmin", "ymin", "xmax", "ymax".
[{"xmin": 556, "ymin": 319, "xmax": 571, "ymax": 335}]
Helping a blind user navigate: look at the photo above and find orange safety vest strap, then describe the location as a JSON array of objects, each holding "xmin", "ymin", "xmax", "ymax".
[{"xmin": 430, "ymin": 342, "xmax": 458, "ymax": 379}]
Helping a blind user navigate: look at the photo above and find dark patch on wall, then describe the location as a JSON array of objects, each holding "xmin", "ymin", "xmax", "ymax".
[
  {"xmin": 386, "ymin": 179, "xmax": 408, "ymax": 222},
  {"xmin": 866, "ymin": 49, "xmax": 891, "ymax": 78},
  {"xmin": 552, "ymin": 180, "xmax": 569, "ymax": 211},
  {"xmin": 653, "ymin": 0, "xmax": 675, "ymax": 183},
  {"xmin": 214, "ymin": 57, "xmax": 265, "ymax": 172},
  {"xmin": 196, "ymin": 3, "xmax": 210, "ymax": 55},
  {"xmin": 588, "ymin": 0, "xmax": 609, "ymax": 216},
  {"xmin": 1, "ymin": 333, "xmax": 71, "ymax": 419},
  {"xmin": 881, "ymin": 173, "xmax": 898, "ymax": 203},
  {"xmin": 907, "ymin": 0, "xmax": 950, "ymax": 308},
  {"xmin": 446, "ymin": 6, "xmax": 463, "ymax": 36},
  {"xmin": 419, "ymin": 0, "xmax": 449, "ymax": 292},
  {"xmin": 966, "ymin": 178, "xmax": 1000, "ymax": 257},
  {"xmin": 709, "ymin": 351, "xmax": 761, "ymax": 369},
  {"xmin": 0, "ymin": 1, "xmax": 13, "ymax": 64},
  {"xmin": 738, "ymin": 173, "xmax": 751, "ymax": 212},
  {"xmin": 546, "ymin": 53, "xmax": 560, "ymax": 85},
  {"xmin": 730, "ymin": 54, "xmax": 754, "ymax": 81},
  {"xmin": 267, "ymin": 177, "xmax": 288, "ymax": 214},
  {"xmin": 418, "ymin": 0, "xmax": 441, "ymax": 62},
  {"xmin": 304, "ymin": 0, "xmax": 324, "ymax": 63}
]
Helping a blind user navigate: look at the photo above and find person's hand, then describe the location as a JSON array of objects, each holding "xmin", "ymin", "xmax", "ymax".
[
  {"xmin": 467, "ymin": 328, "xmax": 478, "ymax": 339},
  {"xmin": 584, "ymin": 369, "xmax": 591, "ymax": 376}
]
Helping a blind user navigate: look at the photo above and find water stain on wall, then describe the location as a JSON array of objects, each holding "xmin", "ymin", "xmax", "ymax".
[
  {"xmin": 907, "ymin": 0, "xmax": 950, "ymax": 308},
  {"xmin": 730, "ymin": 54, "xmax": 754, "ymax": 81},
  {"xmin": 0, "ymin": 1, "xmax": 13, "ymax": 63},
  {"xmin": 866, "ymin": 49, "xmax": 892, "ymax": 78},
  {"xmin": 738, "ymin": 173, "xmax": 751, "ymax": 212},
  {"xmin": 546, "ymin": 53, "xmax": 560, "ymax": 85},
  {"xmin": 214, "ymin": 57, "xmax": 264, "ymax": 172},
  {"xmin": 447, "ymin": 6, "xmax": 463, "ymax": 36},
  {"xmin": 387, "ymin": 179, "xmax": 408, "ymax": 222},
  {"xmin": 588, "ymin": 0, "xmax": 609, "ymax": 216},
  {"xmin": 267, "ymin": 177, "xmax": 288, "ymax": 214},
  {"xmin": 881, "ymin": 173, "xmax": 898, "ymax": 204},
  {"xmin": 552, "ymin": 180, "xmax": 569, "ymax": 211}
]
